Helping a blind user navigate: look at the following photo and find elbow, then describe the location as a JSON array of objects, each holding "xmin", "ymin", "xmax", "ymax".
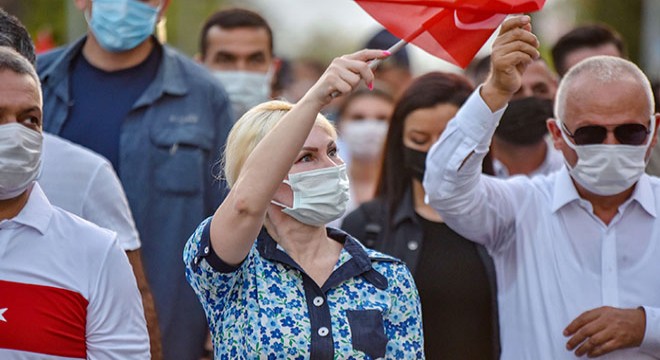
[{"xmin": 228, "ymin": 190, "xmax": 267, "ymax": 220}]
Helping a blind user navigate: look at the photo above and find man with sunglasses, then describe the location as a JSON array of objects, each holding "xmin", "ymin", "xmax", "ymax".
[{"xmin": 425, "ymin": 15, "xmax": 660, "ymax": 359}]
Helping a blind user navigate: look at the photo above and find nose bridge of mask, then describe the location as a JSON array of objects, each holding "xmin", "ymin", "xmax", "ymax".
[
  {"xmin": 0, "ymin": 123, "xmax": 43, "ymax": 199},
  {"xmin": 0, "ymin": 123, "xmax": 43, "ymax": 150}
]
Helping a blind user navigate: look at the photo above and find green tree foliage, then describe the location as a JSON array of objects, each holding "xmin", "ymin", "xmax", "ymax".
[{"xmin": 576, "ymin": 0, "xmax": 641, "ymax": 64}]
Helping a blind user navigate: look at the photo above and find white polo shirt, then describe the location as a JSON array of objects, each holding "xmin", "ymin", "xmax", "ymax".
[
  {"xmin": 39, "ymin": 133, "xmax": 140, "ymax": 251},
  {"xmin": 0, "ymin": 183, "xmax": 149, "ymax": 359},
  {"xmin": 424, "ymin": 89, "xmax": 660, "ymax": 359}
]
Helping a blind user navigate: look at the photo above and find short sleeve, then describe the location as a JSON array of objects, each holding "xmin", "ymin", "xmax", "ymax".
[
  {"xmin": 86, "ymin": 235, "xmax": 150, "ymax": 359},
  {"xmin": 83, "ymin": 161, "xmax": 141, "ymax": 251},
  {"xmin": 183, "ymin": 217, "xmax": 254, "ymax": 315}
]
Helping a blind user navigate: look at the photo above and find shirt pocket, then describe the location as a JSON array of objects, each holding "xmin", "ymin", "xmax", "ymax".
[
  {"xmin": 346, "ymin": 309, "xmax": 388, "ymax": 359},
  {"xmin": 150, "ymin": 125, "xmax": 213, "ymax": 195}
]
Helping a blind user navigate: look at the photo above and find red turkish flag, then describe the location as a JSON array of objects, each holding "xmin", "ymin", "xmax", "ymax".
[
  {"xmin": 355, "ymin": 0, "xmax": 546, "ymax": 68},
  {"xmin": 0, "ymin": 280, "xmax": 88, "ymax": 358}
]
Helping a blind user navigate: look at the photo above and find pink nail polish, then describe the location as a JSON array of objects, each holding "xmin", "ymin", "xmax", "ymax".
[
  {"xmin": 383, "ymin": 50, "xmax": 391, "ymax": 56},
  {"xmin": 368, "ymin": 82, "xmax": 374, "ymax": 91}
]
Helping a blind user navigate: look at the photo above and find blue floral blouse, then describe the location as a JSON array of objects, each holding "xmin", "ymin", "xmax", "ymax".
[{"xmin": 184, "ymin": 217, "xmax": 424, "ymax": 359}]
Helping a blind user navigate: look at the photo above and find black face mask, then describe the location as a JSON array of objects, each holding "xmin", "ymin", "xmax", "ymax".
[{"xmin": 402, "ymin": 147, "xmax": 427, "ymax": 182}]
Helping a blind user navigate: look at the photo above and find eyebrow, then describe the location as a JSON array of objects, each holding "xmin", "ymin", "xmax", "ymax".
[
  {"xmin": 0, "ymin": 106, "xmax": 41, "ymax": 115},
  {"xmin": 215, "ymin": 50, "xmax": 266, "ymax": 59},
  {"xmin": 300, "ymin": 140, "xmax": 336, "ymax": 152}
]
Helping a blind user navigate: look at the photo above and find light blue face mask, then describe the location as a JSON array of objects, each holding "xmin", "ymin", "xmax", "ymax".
[{"xmin": 86, "ymin": 0, "xmax": 160, "ymax": 53}]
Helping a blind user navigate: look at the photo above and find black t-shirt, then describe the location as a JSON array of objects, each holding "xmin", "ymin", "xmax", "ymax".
[
  {"xmin": 415, "ymin": 215, "xmax": 495, "ymax": 359},
  {"xmin": 60, "ymin": 41, "xmax": 162, "ymax": 173}
]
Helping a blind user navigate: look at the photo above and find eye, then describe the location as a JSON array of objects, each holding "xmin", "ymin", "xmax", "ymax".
[
  {"xmin": 215, "ymin": 53, "xmax": 235, "ymax": 64},
  {"xmin": 410, "ymin": 136, "xmax": 429, "ymax": 146},
  {"xmin": 532, "ymin": 84, "xmax": 550, "ymax": 96},
  {"xmin": 328, "ymin": 146, "xmax": 338, "ymax": 157},
  {"xmin": 297, "ymin": 153, "xmax": 313, "ymax": 163},
  {"xmin": 248, "ymin": 53, "xmax": 266, "ymax": 65},
  {"xmin": 407, "ymin": 131, "xmax": 430, "ymax": 146},
  {"xmin": 21, "ymin": 116, "xmax": 40, "ymax": 129}
]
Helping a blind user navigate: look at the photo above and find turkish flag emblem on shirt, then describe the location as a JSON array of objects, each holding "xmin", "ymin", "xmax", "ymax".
[
  {"xmin": 0, "ymin": 280, "xmax": 88, "ymax": 358},
  {"xmin": 355, "ymin": 0, "xmax": 546, "ymax": 68}
]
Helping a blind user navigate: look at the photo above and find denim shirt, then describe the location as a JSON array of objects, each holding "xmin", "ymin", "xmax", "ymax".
[
  {"xmin": 37, "ymin": 37, "xmax": 233, "ymax": 343},
  {"xmin": 184, "ymin": 218, "xmax": 425, "ymax": 360}
]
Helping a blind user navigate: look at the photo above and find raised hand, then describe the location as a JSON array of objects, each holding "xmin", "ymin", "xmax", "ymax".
[
  {"xmin": 482, "ymin": 15, "xmax": 540, "ymax": 111},
  {"xmin": 564, "ymin": 306, "xmax": 646, "ymax": 357},
  {"xmin": 302, "ymin": 49, "xmax": 390, "ymax": 107}
]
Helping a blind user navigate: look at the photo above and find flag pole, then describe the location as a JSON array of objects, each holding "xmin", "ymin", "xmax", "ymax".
[
  {"xmin": 331, "ymin": 25, "xmax": 426, "ymax": 98},
  {"xmin": 368, "ymin": 38, "xmax": 408, "ymax": 69}
]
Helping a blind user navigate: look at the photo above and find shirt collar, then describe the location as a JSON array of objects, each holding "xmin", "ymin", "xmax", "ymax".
[
  {"xmin": 257, "ymin": 227, "xmax": 371, "ymax": 267},
  {"xmin": 551, "ymin": 165, "xmax": 583, "ymax": 213},
  {"xmin": 132, "ymin": 39, "xmax": 189, "ymax": 108},
  {"xmin": 8, "ymin": 183, "xmax": 53, "ymax": 235},
  {"xmin": 392, "ymin": 186, "xmax": 418, "ymax": 227},
  {"xmin": 630, "ymin": 174, "xmax": 657, "ymax": 217},
  {"xmin": 256, "ymin": 227, "xmax": 385, "ymax": 291},
  {"xmin": 551, "ymin": 166, "xmax": 657, "ymax": 218}
]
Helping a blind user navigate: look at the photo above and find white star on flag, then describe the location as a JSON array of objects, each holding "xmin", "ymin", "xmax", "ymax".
[{"xmin": 0, "ymin": 308, "xmax": 7, "ymax": 322}]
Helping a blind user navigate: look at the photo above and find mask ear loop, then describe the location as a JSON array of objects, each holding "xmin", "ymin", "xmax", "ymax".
[
  {"xmin": 556, "ymin": 118, "xmax": 578, "ymax": 151},
  {"xmin": 270, "ymin": 177, "xmax": 294, "ymax": 209},
  {"xmin": 644, "ymin": 115, "xmax": 657, "ymax": 147}
]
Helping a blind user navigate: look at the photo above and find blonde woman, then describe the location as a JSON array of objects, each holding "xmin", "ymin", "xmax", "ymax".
[{"xmin": 184, "ymin": 50, "xmax": 424, "ymax": 359}]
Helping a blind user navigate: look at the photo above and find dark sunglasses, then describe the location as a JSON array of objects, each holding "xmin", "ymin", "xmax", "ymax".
[{"xmin": 561, "ymin": 121, "xmax": 650, "ymax": 145}]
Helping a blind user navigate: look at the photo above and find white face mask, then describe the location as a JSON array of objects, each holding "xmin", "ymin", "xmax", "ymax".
[
  {"xmin": 558, "ymin": 117, "xmax": 655, "ymax": 196},
  {"xmin": 340, "ymin": 119, "xmax": 389, "ymax": 160},
  {"xmin": 213, "ymin": 69, "xmax": 271, "ymax": 120},
  {"xmin": 0, "ymin": 123, "xmax": 43, "ymax": 200},
  {"xmin": 272, "ymin": 164, "xmax": 350, "ymax": 226}
]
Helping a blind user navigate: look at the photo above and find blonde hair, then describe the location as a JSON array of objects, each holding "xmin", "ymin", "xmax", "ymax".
[{"xmin": 222, "ymin": 100, "xmax": 337, "ymax": 188}]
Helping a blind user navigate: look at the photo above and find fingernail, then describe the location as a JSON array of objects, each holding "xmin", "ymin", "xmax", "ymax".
[
  {"xmin": 368, "ymin": 82, "xmax": 374, "ymax": 91},
  {"xmin": 383, "ymin": 50, "xmax": 391, "ymax": 56}
]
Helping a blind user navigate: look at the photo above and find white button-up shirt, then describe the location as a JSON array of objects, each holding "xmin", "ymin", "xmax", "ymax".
[{"xmin": 424, "ymin": 90, "xmax": 660, "ymax": 359}]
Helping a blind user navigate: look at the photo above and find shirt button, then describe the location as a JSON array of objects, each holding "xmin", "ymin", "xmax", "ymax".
[
  {"xmin": 318, "ymin": 327, "xmax": 329, "ymax": 337},
  {"xmin": 193, "ymin": 257, "xmax": 199, "ymax": 265},
  {"xmin": 203, "ymin": 246, "xmax": 210, "ymax": 255},
  {"xmin": 313, "ymin": 296, "xmax": 324, "ymax": 307},
  {"xmin": 407, "ymin": 241, "xmax": 419, "ymax": 251}
]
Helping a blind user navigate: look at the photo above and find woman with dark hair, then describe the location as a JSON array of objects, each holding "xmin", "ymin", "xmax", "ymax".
[{"xmin": 342, "ymin": 72, "xmax": 499, "ymax": 359}]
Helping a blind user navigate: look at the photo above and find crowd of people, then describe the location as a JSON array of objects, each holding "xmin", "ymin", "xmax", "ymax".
[{"xmin": 1, "ymin": 1, "xmax": 660, "ymax": 359}]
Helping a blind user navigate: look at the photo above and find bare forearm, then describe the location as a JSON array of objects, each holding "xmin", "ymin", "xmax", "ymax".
[{"xmin": 126, "ymin": 249, "xmax": 162, "ymax": 360}]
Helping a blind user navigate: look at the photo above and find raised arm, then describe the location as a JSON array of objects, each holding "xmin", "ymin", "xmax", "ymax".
[
  {"xmin": 481, "ymin": 16, "xmax": 540, "ymax": 111},
  {"xmin": 210, "ymin": 49, "xmax": 388, "ymax": 266},
  {"xmin": 423, "ymin": 16, "xmax": 539, "ymax": 249}
]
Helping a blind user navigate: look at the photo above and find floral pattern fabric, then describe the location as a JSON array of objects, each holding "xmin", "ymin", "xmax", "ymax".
[{"xmin": 184, "ymin": 217, "xmax": 424, "ymax": 359}]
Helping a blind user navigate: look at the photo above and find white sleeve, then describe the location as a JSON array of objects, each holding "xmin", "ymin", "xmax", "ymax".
[
  {"xmin": 423, "ymin": 88, "xmax": 524, "ymax": 252},
  {"xmin": 86, "ymin": 236, "xmax": 150, "ymax": 359},
  {"xmin": 640, "ymin": 306, "xmax": 660, "ymax": 357},
  {"xmin": 82, "ymin": 161, "xmax": 141, "ymax": 251}
]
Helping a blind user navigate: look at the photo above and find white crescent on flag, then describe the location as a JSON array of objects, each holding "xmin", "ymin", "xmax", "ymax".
[{"xmin": 453, "ymin": 10, "xmax": 507, "ymax": 30}]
